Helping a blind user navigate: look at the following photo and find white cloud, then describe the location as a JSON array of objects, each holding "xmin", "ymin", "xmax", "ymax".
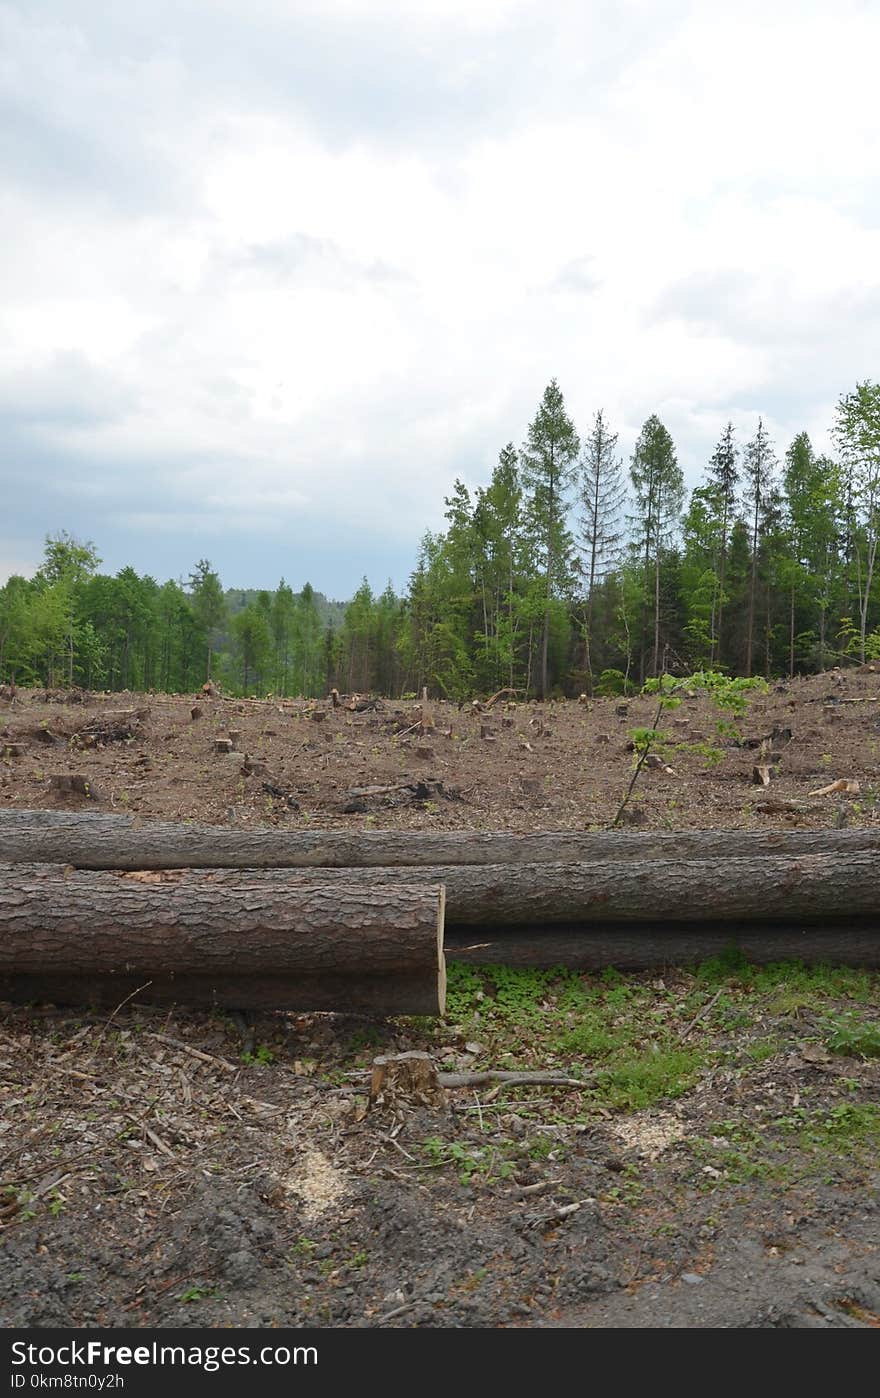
[{"xmin": 2, "ymin": 0, "xmax": 880, "ymax": 593}]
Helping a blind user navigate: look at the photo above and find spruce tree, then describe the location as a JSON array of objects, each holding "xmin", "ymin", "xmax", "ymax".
[
  {"xmin": 577, "ymin": 410, "xmax": 625, "ymax": 691},
  {"xmin": 520, "ymin": 380, "xmax": 580, "ymax": 698},
  {"xmin": 188, "ymin": 559, "xmax": 226, "ymax": 682},
  {"xmin": 705, "ymin": 422, "xmax": 739, "ymax": 667},
  {"xmin": 630, "ymin": 415, "xmax": 684, "ymax": 678},
  {"xmin": 834, "ymin": 382, "xmax": 880, "ymax": 662},
  {"xmin": 742, "ymin": 419, "xmax": 777, "ymax": 677}
]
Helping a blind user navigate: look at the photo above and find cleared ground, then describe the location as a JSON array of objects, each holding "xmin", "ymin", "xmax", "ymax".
[{"xmin": 1, "ymin": 673, "xmax": 879, "ymax": 1328}]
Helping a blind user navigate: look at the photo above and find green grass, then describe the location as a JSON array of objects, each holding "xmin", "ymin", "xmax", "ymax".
[
  {"xmin": 692, "ymin": 1101, "xmax": 880, "ymax": 1190},
  {"xmin": 443, "ymin": 963, "xmax": 711, "ymax": 1112},
  {"xmin": 823, "ymin": 1012, "xmax": 880, "ymax": 1057},
  {"xmin": 439, "ymin": 957, "xmax": 880, "ymax": 1125}
]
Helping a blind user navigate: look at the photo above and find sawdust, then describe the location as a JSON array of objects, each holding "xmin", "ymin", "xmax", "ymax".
[
  {"xmin": 284, "ymin": 1147, "xmax": 349, "ymax": 1221},
  {"xmin": 612, "ymin": 1109, "xmax": 688, "ymax": 1160}
]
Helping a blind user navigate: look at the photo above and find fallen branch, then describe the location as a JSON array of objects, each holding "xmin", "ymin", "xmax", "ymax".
[
  {"xmin": 677, "ymin": 987, "xmax": 725, "ymax": 1042},
  {"xmin": 437, "ymin": 1070, "xmax": 591, "ymax": 1089}
]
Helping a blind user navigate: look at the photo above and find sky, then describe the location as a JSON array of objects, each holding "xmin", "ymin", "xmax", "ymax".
[{"xmin": 2, "ymin": 0, "xmax": 879, "ymax": 599}]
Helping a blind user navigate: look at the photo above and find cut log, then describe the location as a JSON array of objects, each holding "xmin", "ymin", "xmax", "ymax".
[
  {"xmin": 2, "ymin": 811, "xmax": 879, "ymax": 869},
  {"xmin": 154, "ymin": 855, "xmax": 880, "ymax": 925},
  {"xmin": 0, "ymin": 867, "xmax": 446, "ymax": 1015},
  {"xmin": 4, "ymin": 853, "xmax": 877, "ymax": 926},
  {"xmin": 445, "ymin": 920, "xmax": 880, "ymax": 969}
]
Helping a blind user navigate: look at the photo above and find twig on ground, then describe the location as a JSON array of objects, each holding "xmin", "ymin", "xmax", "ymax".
[{"xmin": 678, "ymin": 987, "xmax": 725, "ymax": 1042}]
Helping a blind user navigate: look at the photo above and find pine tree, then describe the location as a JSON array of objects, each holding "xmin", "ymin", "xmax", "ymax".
[
  {"xmin": 520, "ymin": 380, "xmax": 580, "ymax": 698},
  {"xmin": 270, "ymin": 580, "xmax": 296, "ymax": 694},
  {"xmin": 577, "ymin": 410, "xmax": 625, "ymax": 692},
  {"xmin": 705, "ymin": 423, "xmax": 739, "ymax": 667},
  {"xmin": 630, "ymin": 416, "xmax": 684, "ymax": 678},
  {"xmin": 742, "ymin": 419, "xmax": 777, "ymax": 677},
  {"xmin": 782, "ymin": 435, "xmax": 844, "ymax": 672},
  {"xmin": 834, "ymin": 382, "xmax": 880, "ymax": 662},
  {"xmin": 187, "ymin": 560, "xmax": 226, "ymax": 682}
]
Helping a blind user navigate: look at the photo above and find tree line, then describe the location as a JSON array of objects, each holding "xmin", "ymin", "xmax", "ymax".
[{"xmin": 1, "ymin": 380, "xmax": 877, "ymax": 699}]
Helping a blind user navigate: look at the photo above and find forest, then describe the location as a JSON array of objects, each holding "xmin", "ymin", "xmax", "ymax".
[{"xmin": 1, "ymin": 380, "xmax": 878, "ymax": 701}]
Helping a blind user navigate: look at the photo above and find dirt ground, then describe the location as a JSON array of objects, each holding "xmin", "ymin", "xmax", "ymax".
[{"xmin": 1, "ymin": 671, "xmax": 879, "ymax": 1330}]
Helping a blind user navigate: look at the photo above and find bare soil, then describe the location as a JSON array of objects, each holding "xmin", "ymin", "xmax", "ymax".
[{"xmin": 1, "ymin": 672, "xmax": 879, "ymax": 1330}]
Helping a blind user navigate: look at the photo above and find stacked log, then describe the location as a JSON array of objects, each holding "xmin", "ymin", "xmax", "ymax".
[
  {"xmin": 1, "ymin": 810, "xmax": 878, "ymax": 868},
  {"xmin": 0, "ymin": 813, "xmax": 878, "ymax": 1008},
  {"xmin": 0, "ymin": 859, "xmax": 445, "ymax": 1015}
]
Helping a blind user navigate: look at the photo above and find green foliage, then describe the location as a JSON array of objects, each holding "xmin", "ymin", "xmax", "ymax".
[
  {"xmin": 595, "ymin": 667, "xmax": 632, "ymax": 695},
  {"xmin": 180, "ymin": 1284, "xmax": 222, "ymax": 1303},
  {"xmin": 444, "ymin": 964, "xmax": 707, "ymax": 1112},
  {"xmin": 421, "ymin": 1134, "xmax": 516, "ymax": 1186},
  {"xmin": 824, "ymin": 1013, "xmax": 880, "ymax": 1057},
  {"xmin": 3, "ymin": 387, "xmax": 878, "ymax": 696}
]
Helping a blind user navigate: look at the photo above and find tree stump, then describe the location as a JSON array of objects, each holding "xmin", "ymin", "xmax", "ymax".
[{"xmin": 369, "ymin": 1052, "xmax": 447, "ymax": 1108}]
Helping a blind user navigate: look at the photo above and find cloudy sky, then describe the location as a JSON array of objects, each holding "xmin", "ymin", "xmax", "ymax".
[{"xmin": 2, "ymin": 0, "xmax": 879, "ymax": 598}]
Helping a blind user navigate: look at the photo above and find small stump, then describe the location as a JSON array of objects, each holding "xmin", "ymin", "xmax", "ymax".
[{"xmin": 369, "ymin": 1052, "xmax": 447, "ymax": 1109}]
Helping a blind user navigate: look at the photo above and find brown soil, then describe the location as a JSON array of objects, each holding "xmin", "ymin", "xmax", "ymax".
[
  {"xmin": 1, "ymin": 669, "xmax": 878, "ymax": 830},
  {"xmin": 1, "ymin": 673, "xmax": 879, "ymax": 1330}
]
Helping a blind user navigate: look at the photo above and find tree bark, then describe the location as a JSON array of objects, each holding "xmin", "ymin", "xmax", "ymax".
[
  {"xmin": 3, "ymin": 811, "xmax": 879, "ymax": 869},
  {"xmin": 0, "ymin": 867, "xmax": 445, "ymax": 1015},
  {"xmin": 168, "ymin": 855, "xmax": 880, "ymax": 925},
  {"xmin": 445, "ymin": 919, "xmax": 880, "ymax": 968},
  {"xmin": 5, "ymin": 854, "xmax": 876, "ymax": 927}
]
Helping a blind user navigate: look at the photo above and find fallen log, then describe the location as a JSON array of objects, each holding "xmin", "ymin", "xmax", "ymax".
[
  {"xmin": 0, "ymin": 868, "xmax": 445, "ymax": 1015},
  {"xmin": 444, "ymin": 920, "xmax": 880, "ymax": 968},
  {"xmin": 3, "ymin": 853, "xmax": 878, "ymax": 926},
  {"xmin": 1, "ymin": 810, "xmax": 879, "ymax": 868},
  {"xmin": 91, "ymin": 854, "xmax": 880, "ymax": 925}
]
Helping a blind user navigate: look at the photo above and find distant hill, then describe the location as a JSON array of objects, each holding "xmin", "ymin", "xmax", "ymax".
[{"xmin": 224, "ymin": 587, "xmax": 348, "ymax": 630}]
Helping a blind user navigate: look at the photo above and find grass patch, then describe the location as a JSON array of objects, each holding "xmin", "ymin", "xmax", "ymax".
[
  {"xmin": 443, "ymin": 964, "xmax": 712, "ymax": 1111},
  {"xmin": 597, "ymin": 1047, "xmax": 705, "ymax": 1111},
  {"xmin": 823, "ymin": 1012, "xmax": 880, "ymax": 1058},
  {"xmin": 693, "ymin": 1101, "xmax": 880, "ymax": 1190},
  {"xmin": 438, "ymin": 960, "xmax": 880, "ymax": 1125}
]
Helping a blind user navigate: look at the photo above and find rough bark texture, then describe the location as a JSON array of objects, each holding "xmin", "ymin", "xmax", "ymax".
[
  {"xmin": 28, "ymin": 854, "xmax": 876, "ymax": 926},
  {"xmin": 1, "ymin": 809, "xmax": 879, "ymax": 868},
  {"xmin": 0, "ymin": 867, "xmax": 445, "ymax": 1015},
  {"xmin": 445, "ymin": 921, "xmax": 880, "ymax": 968}
]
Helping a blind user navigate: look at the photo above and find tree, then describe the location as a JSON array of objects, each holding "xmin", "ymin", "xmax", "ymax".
[
  {"xmin": 630, "ymin": 416, "xmax": 684, "ymax": 678},
  {"xmin": 681, "ymin": 484, "xmax": 725, "ymax": 666},
  {"xmin": 742, "ymin": 419, "xmax": 777, "ymax": 677},
  {"xmin": 469, "ymin": 447, "xmax": 530, "ymax": 691},
  {"xmin": 705, "ymin": 423, "xmax": 739, "ymax": 667},
  {"xmin": 577, "ymin": 410, "xmax": 625, "ymax": 692},
  {"xmin": 294, "ymin": 583, "xmax": 323, "ymax": 696},
  {"xmin": 230, "ymin": 605, "xmax": 271, "ymax": 693},
  {"xmin": 782, "ymin": 434, "xmax": 844, "ymax": 673},
  {"xmin": 187, "ymin": 560, "xmax": 226, "ymax": 682},
  {"xmin": 520, "ymin": 380, "xmax": 580, "ymax": 698},
  {"xmin": 834, "ymin": 382, "xmax": 880, "ymax": 662},
  {"xmin": 270, "ymin": 580, "xmax": 297, "ymax": 694},
  {"xmin": 36, "ymin": 532, "xmax": 101, "ymax": 685}
]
